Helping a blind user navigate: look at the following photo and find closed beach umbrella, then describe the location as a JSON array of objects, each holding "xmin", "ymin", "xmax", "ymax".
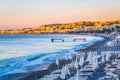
[
  {"xmin": 68, "ymin": 54, "xmax": 75, "ymax": 66},
  {"xmin": 95, "ymin": 59, "xmax": 99, "ymax": 69},
  {"xmin": 65, "ymin": 65, "xmax": 71, "ymax": 75},
  {"xmin": 64, "ymin": 65, "xmax": 67, "ymax": 75},
  {"xmin": 56, "ymin": 58, "xmax": 59, "ymax": 70},
  {"xmin": 56, "ymin": 58, "xmax": 59, "ymax": 66},
  {"xmin": 71, "ymin": 59, "xmax": 75, "ymax": 67},
  {"xmin": 79, "ymin": 55, "xmax": 84, "ymax": 66},
  {"xmin": 86, "ymin": 51, "xmax": 92, "ymax": 64},
  {"xmin": 92, "ymin": 59, "xmax": 99, "ymax": 69},
  {"xmin": 106, "ymin": 53, "xmax": 109, "ymax": 61},
  {"xmin": 75, "ymin": 58, "xmax": 78, "ymax": 69},
  {"xmin": 67, "ymin": 67, "xmax": 71, "ymax": 75},
  {"xmin": 101, "ymin": 55, "xmax": 105, "ymax": 63},
  {"xmin": 60, "ymin": 66, "xmax": 66, "ymax": 79},
  {"xmin": 65, "ymin": 55, "xmax": 68, "ymax": 61},
  {"xmin": 65, "ymin": 55, "xmax": 69, "ymax": 64},
  {"xmin": 76, "ymin": 69, "xmax": 79, "ymax": 80},
  {"xmin": 106, "ymin": 52, "xmax": 111, "ymax": 61},
  {"xmin": 92, "ymin": 60, "xmax": 96, "ymax": 69}
]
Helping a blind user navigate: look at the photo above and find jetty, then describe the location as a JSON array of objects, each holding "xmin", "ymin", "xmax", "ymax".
[
  {"xmin": 51, "ymin": 38, "xmax": 86, "ymax": 42},
  {"xmin": 51, "ymin": 38, "xmax": 64, "ymax": 42},
  {"xmin": 73, "ymin": 38, "xmax": 86, "ymax": 41}
]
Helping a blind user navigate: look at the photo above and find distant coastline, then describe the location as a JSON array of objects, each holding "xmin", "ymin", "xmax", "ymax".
[{"xmin": 0, "ymin": 19, "xmax": 120, "ymax": 34}]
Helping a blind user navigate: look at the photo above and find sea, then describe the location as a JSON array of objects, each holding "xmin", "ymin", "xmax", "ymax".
[{"xmin": 0, "ymin": 34, "xmax": 104, "ymax": 76}]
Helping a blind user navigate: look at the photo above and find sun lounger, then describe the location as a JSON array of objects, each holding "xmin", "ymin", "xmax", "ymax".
[
  {"xmin": 85, "ymin": 65, "xmax": 93, "ymax": 68},
  {"xmin": 68, "ymin": 76, "xmax": 88, "ymax": 80},
  {"xmin": 51, "ymin": 70, "xmax": 61, "ymax": 74},
  {"xmin": 80, "ymin": 68, "xmax": 95, "ymax": 72}
]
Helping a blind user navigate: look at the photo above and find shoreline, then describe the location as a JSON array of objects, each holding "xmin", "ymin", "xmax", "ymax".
[
  {"xmin": 19, "ymin": 34, "xmax": 108, "ymax": 80},
  {"xmin": 0, "ymin": 34, "xmax": 110, "ymax": 80}
]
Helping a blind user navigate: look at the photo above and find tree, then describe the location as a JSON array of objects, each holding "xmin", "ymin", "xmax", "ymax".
[
  {"xmin": 106, "ymin": 29, "xmax": 111, "ymax": 33},
  {"xmin": 111, "ymin": 27, "xmax": 115, "ymax": 32},
  {"xmin": 115, "ymin": 26, "xmax": 120, "ymax": 30},
  {"xmin": 103, "ymin": 28, "xmax": 107, "ymax": 33}
]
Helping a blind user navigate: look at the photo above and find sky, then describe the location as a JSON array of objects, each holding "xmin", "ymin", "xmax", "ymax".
[{"xmin": 0, "ymin": 0, "xmax": 120, "ymax": 30}]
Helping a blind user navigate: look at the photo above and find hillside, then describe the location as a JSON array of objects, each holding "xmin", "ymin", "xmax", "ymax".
[{"xmin": 0, "ymin": 19, "xmax": 120, "ymax": 34}]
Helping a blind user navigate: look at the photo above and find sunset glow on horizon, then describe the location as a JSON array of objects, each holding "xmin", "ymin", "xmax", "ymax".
[{"xmin": 0, "ymin": 0, "xmax": 120, "ymax": 29}]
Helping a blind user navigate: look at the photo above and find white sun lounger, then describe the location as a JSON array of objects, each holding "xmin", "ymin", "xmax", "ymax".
[{"xmin": 80, "ymin": 68, "xmax": 95, "ymax": 72}]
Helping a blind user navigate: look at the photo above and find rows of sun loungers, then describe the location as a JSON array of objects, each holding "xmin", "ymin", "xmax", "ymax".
[
  {"xmin": 39, "ymin": 50, "xmax": 120, "ymax": 80},
  {"xmin": 98, "ymin": 55, "xmax": 120, "ymax": 80}
]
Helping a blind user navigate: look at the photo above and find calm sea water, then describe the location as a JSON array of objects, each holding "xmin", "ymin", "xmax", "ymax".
[{"xmin": 0, "ymin": 34, "xmax": 104, "ymax": 76}]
